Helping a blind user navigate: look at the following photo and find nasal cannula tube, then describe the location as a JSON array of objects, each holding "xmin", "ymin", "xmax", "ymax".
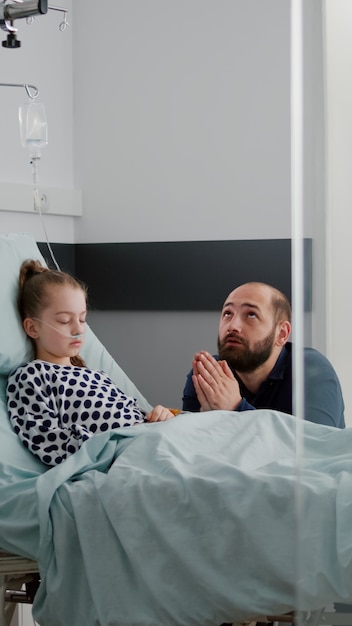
[{"xmin": 31, "ymin": 318, "xmax": 86, "ymax": 339}]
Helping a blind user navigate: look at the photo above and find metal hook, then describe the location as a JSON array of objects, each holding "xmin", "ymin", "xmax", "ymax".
[
  {"xmin": 48, "ymin": 5, "xmax": 69, "ymax": 31},
  {"xmin": 24, "ymin": 83, "xmax": 39, "ymax": 98},
  {"xmin": 58, "ymin": 10, "xmax": 68, "ymax": 30},
  {"xmin": 0, "ymin": 82, "xmax": 39, "ymax": 99},
  {"xmin": 24, "ymin": 5, "xmax": 69, "ymax": 31}
]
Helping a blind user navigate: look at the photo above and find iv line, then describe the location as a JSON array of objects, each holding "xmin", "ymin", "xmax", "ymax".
[
  {"xmin": 31, "ymin": 156, "xmax": 61, "ymax": 272},
  {"xmin": 20, "ymin": 97, "xmax": 61, "ymax": 273},
  {"xmin": 1, "ymin": 83, "xmax": 63, "ymax": 273}
]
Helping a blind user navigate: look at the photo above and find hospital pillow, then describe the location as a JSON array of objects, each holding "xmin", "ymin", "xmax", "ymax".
[{"xmin": 0, "ymin": 232, "xmax": 46, "ymax": 375}]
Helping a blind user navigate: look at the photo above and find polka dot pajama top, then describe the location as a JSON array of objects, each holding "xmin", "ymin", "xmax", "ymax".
[{"xmin": 6, "ymin": 360, "xmax": 147, "ymax": 466}]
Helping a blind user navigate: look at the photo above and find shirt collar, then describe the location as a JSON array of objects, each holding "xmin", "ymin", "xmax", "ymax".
[{"xmin": 268, "ymin": 343, "xmax": 290, "ymax": 381}]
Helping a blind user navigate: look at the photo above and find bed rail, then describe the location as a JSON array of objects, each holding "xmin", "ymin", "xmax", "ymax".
[{"xmin": 0, "ymin": 551, "xmax": 39, "ymax": 626}]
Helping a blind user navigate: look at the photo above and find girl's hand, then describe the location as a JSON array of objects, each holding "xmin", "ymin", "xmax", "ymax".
[{"xmin": 146, "ymin": 405, "xmax": 175, "ymax": 422}]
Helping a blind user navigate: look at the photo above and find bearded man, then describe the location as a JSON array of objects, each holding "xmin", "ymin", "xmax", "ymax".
[{"xmin": 182, "ymin": 282, "xmax": 345, "ymax": 428}]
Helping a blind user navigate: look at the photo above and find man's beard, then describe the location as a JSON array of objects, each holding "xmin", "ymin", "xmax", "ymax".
[{"xmin": 217, "ymin": 327, "xmax": 276, "ymax": 373}]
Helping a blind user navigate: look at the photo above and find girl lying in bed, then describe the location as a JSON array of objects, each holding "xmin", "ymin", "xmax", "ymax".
[{"xmin": 6, "ymin": 260, "xmax": 175, "ymax": 466}]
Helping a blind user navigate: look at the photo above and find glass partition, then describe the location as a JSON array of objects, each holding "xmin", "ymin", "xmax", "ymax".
[{"xmin": 293, "ymin": 0, "xmax": 350, "ymax": 621}]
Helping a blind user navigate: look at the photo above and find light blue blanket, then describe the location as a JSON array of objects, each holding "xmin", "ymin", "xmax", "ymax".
[{"xmin": 20, "ymin": 409, "xmax": 352, "ymax": 626}]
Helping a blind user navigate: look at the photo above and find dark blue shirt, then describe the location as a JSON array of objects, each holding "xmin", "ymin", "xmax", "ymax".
[{"xmin": 182, "ymin": 342, "xmax": 345, "ymax": 429}]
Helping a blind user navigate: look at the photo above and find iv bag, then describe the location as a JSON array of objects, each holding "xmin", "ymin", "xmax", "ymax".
[{"xmin": 19, "ymin": 100, "xmax": 48, "ymax": 157}]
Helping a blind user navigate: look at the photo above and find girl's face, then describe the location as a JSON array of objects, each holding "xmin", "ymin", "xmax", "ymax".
[{"xmin": 24, "ymin": 284, "xmax": 87, "ymax": 365}]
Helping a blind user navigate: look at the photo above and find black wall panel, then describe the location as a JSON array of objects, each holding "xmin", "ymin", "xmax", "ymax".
[{"xmin": 38, "ymin": 239, "xmax": 312, "ymax": 312}]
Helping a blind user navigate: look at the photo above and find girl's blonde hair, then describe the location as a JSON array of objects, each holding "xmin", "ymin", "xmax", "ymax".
[{"xmin": 18, "ymin": 259, "xmax": 87, "ymax": 367}]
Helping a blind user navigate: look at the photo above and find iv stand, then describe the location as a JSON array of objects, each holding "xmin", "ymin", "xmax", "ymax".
[{"xmin": 0, "ymin": 0, "xmax": 68, "ymax": 48}]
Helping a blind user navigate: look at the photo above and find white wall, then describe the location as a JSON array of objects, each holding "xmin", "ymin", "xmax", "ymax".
[
  {"xmin": 71, "ymin": 0, "xmax": 296, "ymax": 407},
  {"xmin": 0, "ymin": 1, "xmax": 76, "ymax": 242},
  {"xmin": 73, "ymin": 0, "xmax": 292, "ymax": 244},
  {"xmin": 71, "ymin": 1, "xmax": 330, "ymax": 410},
  {"xmin": 302, "ymin": 1, "xmax": 327, "ymax": 353},
  {"xmin": 324, "ymin": 0, "xmax": 352, "ymax": 425}
]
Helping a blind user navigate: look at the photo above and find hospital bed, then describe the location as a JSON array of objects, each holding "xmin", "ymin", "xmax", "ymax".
[{"xmin": 1, "ymin": 232, "xmax": 352, "ymax": 626}]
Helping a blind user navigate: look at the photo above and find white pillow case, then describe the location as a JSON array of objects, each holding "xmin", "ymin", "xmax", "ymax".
[{"xmin": 0, "ymin": 232, "xmax": 46, "ymax": 375}]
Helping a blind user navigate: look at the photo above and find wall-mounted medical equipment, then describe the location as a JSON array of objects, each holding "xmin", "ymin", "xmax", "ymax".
[
  {"xmin": 0, "ymin": 0, "xmax": 68, "ymax": 48},
  {"xmin": 0, "ymin": 81, "xmax": 82, "ymax": 218},
  {"xmin": 0, "ymin": 82, "xmax": 48, "ymax": 213},
  {"xmin": 0, "ymin": 83, "xmax": 46, "ymax": 204},
  {"xmin": 0, "ymin": 81, "xmax": 62, "ymax": 268}
]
